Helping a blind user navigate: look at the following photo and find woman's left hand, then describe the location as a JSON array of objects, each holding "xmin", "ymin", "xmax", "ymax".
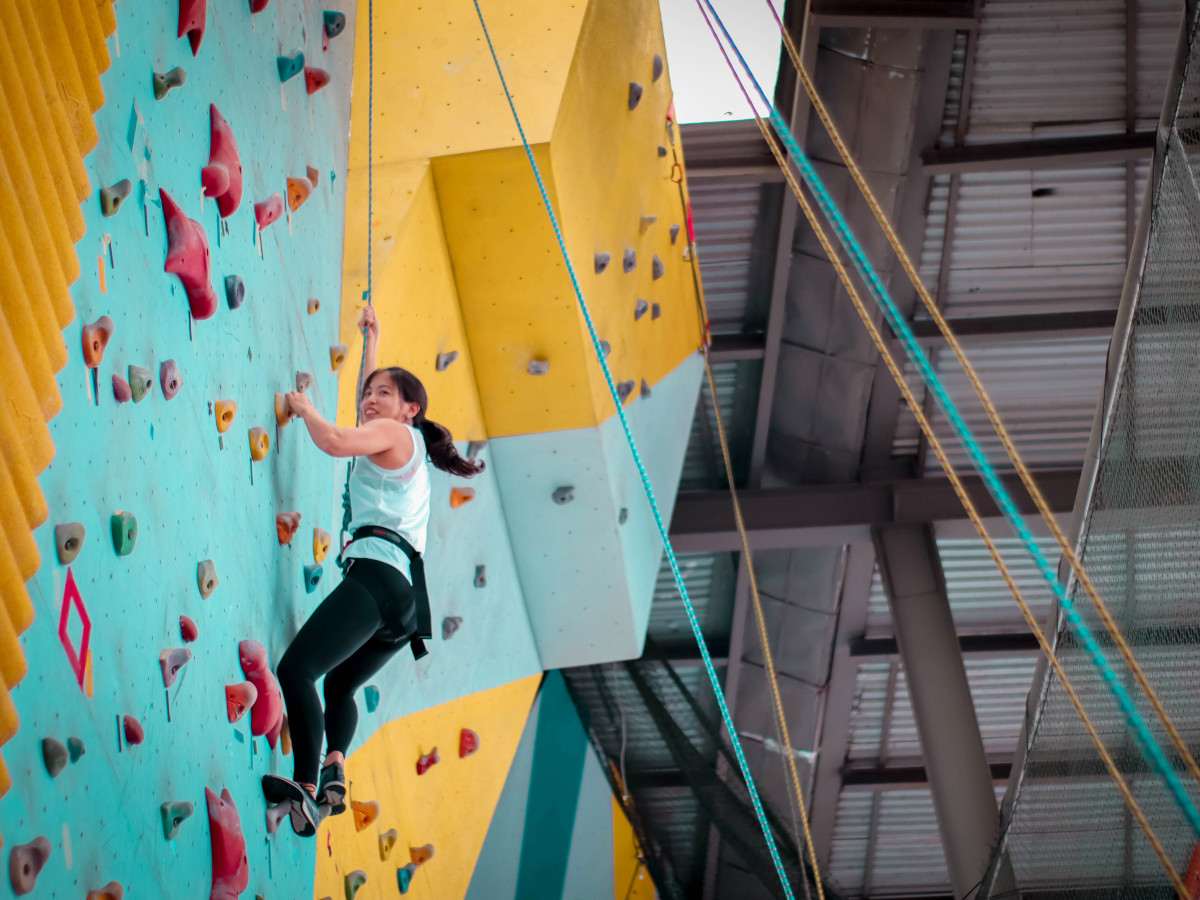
[{"xmin": 286, "ymin": 391, "xmax": 315, "ymax": 419}]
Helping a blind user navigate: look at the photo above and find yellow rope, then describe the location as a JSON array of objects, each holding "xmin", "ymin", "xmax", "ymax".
[
  {"xmin": 741, "ymin": 112, "xmax": 1188, "ymax": 897},
  {"xmin": 774, "ymin": 21, "xmax": 1200, "ymax": 792}
]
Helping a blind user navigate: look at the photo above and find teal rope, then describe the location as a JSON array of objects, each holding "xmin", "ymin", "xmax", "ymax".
[
  {"xmin": 469, "ymin": 2, "xmax": 797, "ymax": 896},
  {"xmin": 700, "ymin": 0, "xmax": 1200, "ymax": 838}
]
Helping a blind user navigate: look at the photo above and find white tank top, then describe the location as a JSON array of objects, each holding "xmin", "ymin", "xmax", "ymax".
[{"xmin": 343, "ymin": 424, "xmax": 431, "ymax": 584}]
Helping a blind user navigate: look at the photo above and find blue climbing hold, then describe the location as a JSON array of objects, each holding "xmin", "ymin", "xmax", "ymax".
[
  {"xmin": 364, "ymin": 685, "xmax": 380, "ymax": 713},
  {"xmin": 303, "ymin": 563, "xmax": 323, "ymax": 594}
]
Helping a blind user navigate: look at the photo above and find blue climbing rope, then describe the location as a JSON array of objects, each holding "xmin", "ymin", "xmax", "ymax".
[
  {"xmin": 469, "ymin": 3, "xmax": 798, "ymax": 896},
  {"xmin": 700, "ymin": 0, "xmax": 1200, "ymax": 838}
]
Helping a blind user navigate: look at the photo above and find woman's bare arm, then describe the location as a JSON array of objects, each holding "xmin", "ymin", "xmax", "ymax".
[
  {"xmin": 359, "ymin": 306, "xmax": 380, "ymax": 376},
  {"xmin": 286, "ymin": 392, "xmax": 414, "ymax": 463}
]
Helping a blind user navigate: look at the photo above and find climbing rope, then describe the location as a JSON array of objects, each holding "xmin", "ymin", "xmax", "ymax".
[
  {"xmin": 764, "ymin": 0, "xmax": 1200, "ymax": 798},
  {"xmin": 469, "ymin": 2, "xmax": 797, "ymax": 896},
  {"xmin": 700, "ymin": 0, "xmax": 1200, "ymax": 842},
  {"xmin": 695, "ymin": 3, "xmax": 1190, "ymax": 890}
]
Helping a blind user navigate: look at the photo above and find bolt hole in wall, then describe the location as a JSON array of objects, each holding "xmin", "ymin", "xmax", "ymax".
[{"xmin": 0, "ymin": 0, "xmax": 541, "ymax": 898}]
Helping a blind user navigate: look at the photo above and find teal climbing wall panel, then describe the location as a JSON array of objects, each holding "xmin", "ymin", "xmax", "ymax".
[{"xmin": 0, "ymin": 1, "xmax": 541, "ymax": 897}]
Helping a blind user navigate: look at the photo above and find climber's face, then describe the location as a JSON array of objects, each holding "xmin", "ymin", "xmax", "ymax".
[{"xmin": 361, "ymin": 372, "xmax": 419, "ymax": 425}]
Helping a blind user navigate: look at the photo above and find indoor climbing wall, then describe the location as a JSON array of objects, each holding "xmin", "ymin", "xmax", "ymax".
[{"xmin": 1, "ymin": 0, "xmax": 372, "ymax": 896}]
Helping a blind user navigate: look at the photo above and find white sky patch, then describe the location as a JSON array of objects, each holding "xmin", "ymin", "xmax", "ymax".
[{"xmin": 660, "ymin": 0, "xmax": 786, "ymax": 124}]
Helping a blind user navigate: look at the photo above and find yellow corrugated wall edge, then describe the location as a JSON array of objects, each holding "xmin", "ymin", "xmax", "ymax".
[{"xmin": 0, "ymin": 0, "xmax": 116, "ymax": 801}]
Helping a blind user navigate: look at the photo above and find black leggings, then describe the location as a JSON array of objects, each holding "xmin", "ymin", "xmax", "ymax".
[{"xmin": 276, "ymin": 558, "xmax": 416, "ymax": 785}]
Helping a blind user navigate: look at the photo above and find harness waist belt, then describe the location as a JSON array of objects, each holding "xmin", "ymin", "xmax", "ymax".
[{"xmin": 343, "ymin": 525, "xmax": 432, "ymax": 660}]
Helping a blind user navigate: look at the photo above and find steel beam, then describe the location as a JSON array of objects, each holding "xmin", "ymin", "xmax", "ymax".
[
  {"xmin": 850, "ymin": 632, "xmax": 1040, "ymax": 658},
  {"xmin": 921, "ymin": 131, "xmax": 1157, "ymax": 175},
  {"xmin": 842, "ymin": 760, "xmax": 1013, "ymax": 791},
  {"xmin": 708, "ymin": 333, "xmax": 767, "ymax": 362},
  {"xmin": 874, "ymin": 524, "xmax": 1016, "ymax": 896},
  {"xmin": 669, "ymin": 469, "xmax": 1081, "ymax": 553},
  {"xmin": 904, "ymin": 308, "xmax": 1119, "ymax": 342},
  {"xmin": 809, "ymin": 0, "xmax": 976, "ymax": 29}
]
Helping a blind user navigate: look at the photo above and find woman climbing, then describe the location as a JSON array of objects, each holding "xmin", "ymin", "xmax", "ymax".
[{"xmin": 262, "ymin": 305, "xmax": 485, "ymax": 836}]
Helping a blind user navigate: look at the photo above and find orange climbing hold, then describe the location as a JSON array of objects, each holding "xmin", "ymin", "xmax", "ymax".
[
  {"xmin": 214, "ymin": 400, "xmax": 237, "ymax": 434},
  {"xmin": 82, "ymin": 316, "xmax": 115, "ymax": 368},
  {"xmin": 307, "ymin": 165, "xmax": 320, "ymax": 187},
  {"xmin": 351, "ymin": 799, "xmax": 380, "ymax": 832},
  {"xmin": 280, "ymin": 715, "xmax": 292, "ymax": 755},
  {"xmin": 313, "ymin": 527, "xmax": 331, "ymax": 564},
  {"xmin": 410, "ymin": 844, "xmax": 435, "ymax": 866},
  {"xmin": 450, "ymin": 488, "xmax": 475, "ymax": 509},
  {"xmin": 276, "ymin": 512, "xmax": 302, "ymax": 545},
  {"xmin": 86, "ymin": 881, "xmax": 124, "ymax": 900},
  {"xmin": 248, "ymin": 427, "xmax": 270, "ymax": 461},
  {"xmin": 287, "ymin": 177, "xmax": 313, "ymax": 212},
  {"xmin": 330, "ymin": 344, "xmax": 347, "ymax": 372},
  {"xmin": 275, "ymin": 393, "xmax": 294, "ymax": 427}
]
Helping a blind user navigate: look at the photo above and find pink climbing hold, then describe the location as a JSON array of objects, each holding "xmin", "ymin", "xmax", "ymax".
[
  {"xmin": 238, "ymin": 640, "xmax": 283, "ymax": 741},
  {"xmin": 112, "ymin": 374, "xmax": 132, "ymax": 403},
  {"xmin": 178, "ymin": 0, "xmax": 206, "ymax": 55},
  {"xmin": 201, "ymin": 105, "xmax": 243, "ymax": 218},
  {"xmin": 180, "ymin": 615, "xmax": 199, "ymax": 642},
  {"xmin": 416, "ymin": 747, "xmax": 440, "ymax": 776},
  {"xmin": 161, "ymin": 188, "xmax": 217, "ymax": 320},
  {"xmin": 226, "ymin": 682, "xmax": 258, "ymax": 723},
  {"xmin": 123, "ymin": 715, "xmax": 144, "ymax": 746},
  {"xmin": 8, "ymin": 836, "xmax": 51, "ymax": 896},
  {"xmin": 304, "ymin": 67, "xmax": 330, "ymax": 94},
  {"xmin": 205, "ymin": 787, "xmax": 249, "ymax": 900},
  {"xmin": 459, "ymin": 728, "xmax": 480, "ymax": 759},
  {"xmin": 160, "ymin": 647, "xmax": 193, "ymax": 688},
  {"xmin": 254, "ymin": 194, "xmax": 284, "ymax": 230}
]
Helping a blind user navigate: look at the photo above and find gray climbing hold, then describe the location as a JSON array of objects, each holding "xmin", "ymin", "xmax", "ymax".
[
  {"xmin": 159, "ymin": 647, "xmax": 192, "ymax": 688},
  {"xmin": 474, "ymin": 565, "xmax": 486, "ymax": 589},
  {"xmin": 160, "ymin": 359, "xmax": 182, "ymax": 400},
  {"xmin": 617, "ymin": 380, "xmax": 635, "ymax": 403},
  {"xmin": 265, "ymin": 803, "xmax": 290, "ymax": 835},
  {"xmin": 9, "ymin": 836, "xmax": 51, "ymax": 896},
  {"xmin": 41, "ymin": 737, "xmax": 68, "ymax": 778},
  {"xmin": 669, "ymin": 224, "xmax": 680, "ymax": 245},
  {"xmin": 552, "ymin": 486, "xmax": 574, "ymax": 505},
  {"xmin": 653, "ymin": 54, "xmax": 664, "ymax": 82},
  {"xmin": 628, "ymin": 82, "xmax": 643, "ymax": 110},
  {"xmin": 600, "ymin": 340, "xmax": 611, "ymax": 358},
  {"xmin": 652, "ymin": 254, "xmax": 665, "ymax": 280},
  {"xmin": 161, "ymin": 800, "xmax": 195, "ymax": 840},
  {"xmin": 128, "ymin": 365, "xmax": 153, "ymax": 403},
  {"xmin": 153, "ymin": 66, "xmax": 187, "ymax": 100},
  {"xmin": 55, "ymin": 522, "xmax": 85, "ymax": 565},
  {"xmin": 442, "ymin": 616, "xmax": 463, "ymax": 640},
  {"xmin": 466, "ymin": 440, "xmax": 488, "ymax": 461},
  {"xmin": 296, "ymin": 371, "xmax": 314, "ymax": 393},
  {"xmin": 224, "ymin": 275, "xmax": 245, "ymax": 310},
  {"xmin": 436, "ymin": 351, "xmax": 458, "ymax": 371},
  {"xmin": 303, "ymin": 564, "xmax": 323, "ymax": 594},
  {"xmin": 197, "ymin": 559, "xmax": 218, "ymax": 598},
  {"xmin": 528, "ymin": 360, "xmax": 549, "ymax": 376},
  {"xmin": 323, "ymin": 10, "xmax": 346, "ymax": 39},
  {"xmin": 657, "ymin": 145, "xmax": 667, "ymax": 157},
  {"xmin": 112, "ymin": 374, "xmax": 132, "ymax": 403},
  {"xmin": 100, "ymin": 179, "xmax": 132, "ymax": 217},
  {"xmin": 594, "ymin": 252, "xmax": 611, "ymax": 274},
  {"xmin": 639, "ymin": 215, "xmax": 657, "ymax": 234},
  {"xmin": 619, "ymin": 507, "xmax": 629, "ymax": 525},
  {"xmin": 634, "ymin": 298, "xmax": 649, "ymax": 321},
  {"xmin": 67, "ymin": 736, "xmax": 85, "ymax": 763},
  {"xmin": 651, "ymin": 302, "xmax": 662, "ymax": 320},
  {"xmin": 640, "ymin": 378, "xmax": 652, "ymax": 400},
  {"xmin": 622, "ymin": 248, "xmax": 636, "ymax": 273}
]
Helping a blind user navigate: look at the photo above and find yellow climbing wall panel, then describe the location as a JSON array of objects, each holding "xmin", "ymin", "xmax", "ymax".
[
  {"xmin": 613, "ymin": 796, "xmax": 657, "ymax": 900},
  {"xmin": 0, "ymin": 0, "xmax": 117, "ymax": 800},
  {"xmin": 313, "ymin": 673, "xmax": 542, "ymax": 900},
  {"xmin": 336, "ymin": 161, "xmax": 487, "ymax": 440}
]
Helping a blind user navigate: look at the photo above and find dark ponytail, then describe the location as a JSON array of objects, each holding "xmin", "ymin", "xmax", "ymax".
[{"xmin": 364, "ymin": 367, "xmax": 485, "ymax": 478}]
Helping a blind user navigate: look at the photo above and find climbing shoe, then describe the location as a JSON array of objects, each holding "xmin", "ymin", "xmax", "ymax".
[
  {"xmin": 261, "ymin": 774, "xmax": 318, "ymax": 837},
  {"xmin": 318, "ymin": 760, "xmax": 347, "ymax": 815}
]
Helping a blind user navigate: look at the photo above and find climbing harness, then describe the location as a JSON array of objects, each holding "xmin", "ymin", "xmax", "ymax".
[
  {"xmin": 697, "ymin": 1, "xmax": 1192, "ymax": 890},
  {"xmin": 469, "ymin": 2, "xmax": 797, "ymax": 897},
  {"xmin": 340, "ymin": 526, "xmax": 431, "ymax": 660}
]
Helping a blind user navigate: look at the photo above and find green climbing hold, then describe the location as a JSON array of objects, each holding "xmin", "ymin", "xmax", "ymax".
[
  {"xmin": 67, "ymin": 736, "xmax": 85, "ymax": 763},
  {"xmin": 41, "ymin": 737, "xmax": 68, "ymax": 778},
  {"xmin": 160, "ymin": 800, "xmax": 195, "ymax": 839},
  {"xmin": 100, "ymin": 179, "xmax": 133, "ymax": 217},
  {"xmin": 111, "ymin": 511, "xmax": 138, "ymax": 556},
  {"xmin": 303, "ymin": 563, "xmax": 323, "ymax": 594},
  {"xmin": 128, "ymin": 365, "xmax": 153, "ymax": 403},
  {"xmin": 396, "ymin": 863, "xmax": 417, "ymax": 894},
  {"xmin": 152, "ymin": 66, "xmax": 187, "ymax": 100},
  {"xmin": 345, "ymin": 870, "xmax": 367, "ymax": 899},
  {"xmin": 364, "ymin": 684, "xmax": 380, "ymax": 713},
  {"xmin": 277, "ymin": 51, "xmax": 305, "ymax": 83},
  {"xmin": 323, "ymin": 10, "xmax": 346, "ymax": 39}
]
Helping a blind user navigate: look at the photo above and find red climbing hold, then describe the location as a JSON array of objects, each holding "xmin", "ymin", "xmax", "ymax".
[
  {"xmin": 254, "ymin": 194, "xmax": 284, "ymax": 230},
  {"xmin": 459, "ymin": 728, "xmax": 480, "ymax": 759},
  {"xmin": 249, "ymin": 0, "xmax": 269, "ymax": 12},
  {"xmin": 416, "ymin": 747, "xmax": 440, "ymax": 775},
  {"xmin": 178, "ymin": 0, "xmax": 206, "ymax": 56},
  {"xmin": 123, "ymin": 715, "xmax": 144, "ymax": 746},
  {"xmin": 304, "ymin": 67, "xmax": 330, "ymax": 94},
  {"xmin": 82, "ymin": 315, "xmax": 114, "ymax": 369},
  {"xmin": 238, "ymin": 640, "xmax": 283, "ymax": 741},
  {"xmin": 276, "ymin": 511, "xmax": 302, "ymax": 545},
  {"xmin": 180, "ymin": 615, "xmax": 199, "ymax": 642},
  {"xmin": 161, "ymin": 188, "xmax": 217, "ymax": 320},
  {"xmin": 201, "ymin": 105, "xmax": 243, "ymax": 219},
  {"xmin": 226, "ymin": 682, "xmax": 258, "ymax": 723},
  {"xmin": 205, "ymin": 787, "xmax": 249, "ymax": 900}
]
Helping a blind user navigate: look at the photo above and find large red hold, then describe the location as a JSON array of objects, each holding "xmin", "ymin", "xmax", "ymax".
[
  {"xmin": 254, "ymin": 194, "xmax": 284, "ymax": 230},
  {"xmin": 205, "ymin": 788, "xmax": 249, "ymax": 900},
  {"xmin": 178, "ymin": 0, "xmax": 206, "ymax": 55},
  {"xmin": 304, "ymin": 67, "xmax": 330, "ymax": 94},
  {"xmin": 161, "ymin": 189, "xmax": 217, "ymax": 320},
  {"xmin": 238, "ymin": 640, "xmax": 283, "ymax": 742},
  {"xmin": 202, "ymin": 106, "xmax": 243, "ymax": 218},
  {"xmin": 249, "ymin": 0, "xmax": 269, "ymax": 12}
]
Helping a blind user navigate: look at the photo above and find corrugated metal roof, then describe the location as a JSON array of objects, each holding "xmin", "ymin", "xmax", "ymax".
[
  {"xmin": 688, "ymin": 179, "xmax": 770, "ymax": 331},
  {"xmin": 680, "ymin": 360, "xmax": 740, "ymax": 490},
  {"xmin": 647, "ymin": 550, "xmax": 735, "ymax": 642}
]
